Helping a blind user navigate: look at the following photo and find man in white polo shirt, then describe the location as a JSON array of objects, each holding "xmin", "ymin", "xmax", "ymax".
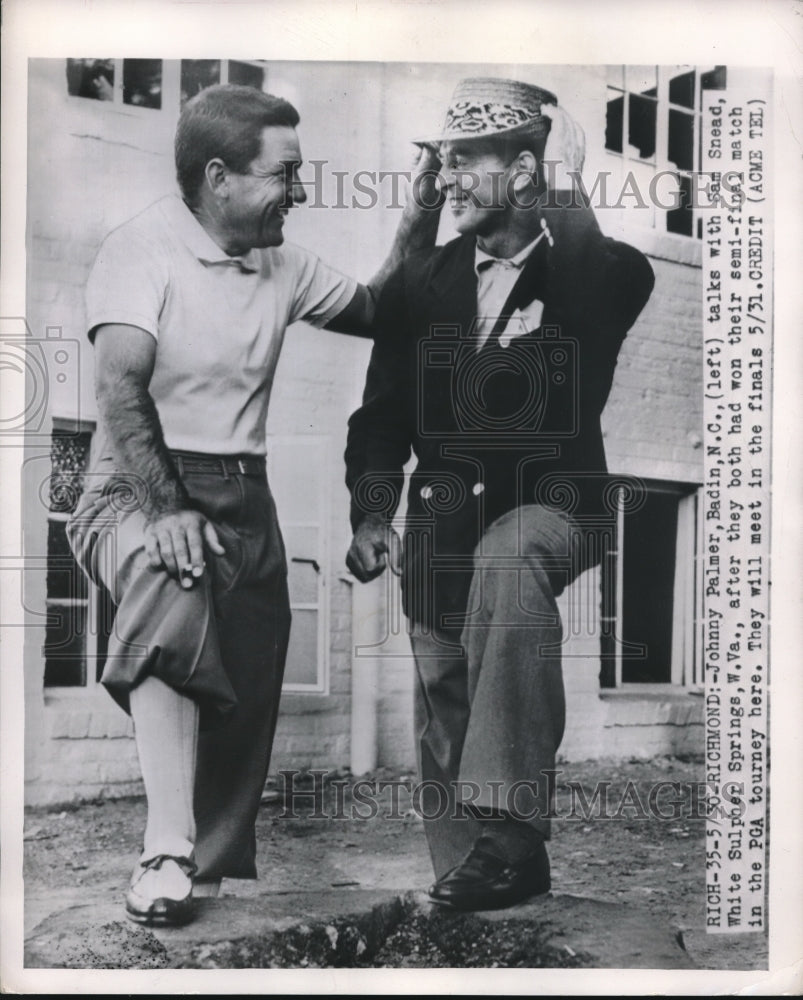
[{"xmin": 67, "ymin": 84, "xmax": 440, "ymax": 926}]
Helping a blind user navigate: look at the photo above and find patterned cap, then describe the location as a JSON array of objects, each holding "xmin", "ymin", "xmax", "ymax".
[{"xmin": 418, "ymin": 77, "xmax": 558, "ymax": 144}]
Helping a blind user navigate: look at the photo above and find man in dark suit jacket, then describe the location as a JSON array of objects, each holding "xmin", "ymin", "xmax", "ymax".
[{"xmin": 345, "ymin": 78, "xmax": 655, "ymax": 911}]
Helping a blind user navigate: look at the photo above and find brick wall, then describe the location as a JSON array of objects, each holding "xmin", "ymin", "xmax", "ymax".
[{"xmin": 604, "ymin": 256, "xmax": 704, "ymax": 484}]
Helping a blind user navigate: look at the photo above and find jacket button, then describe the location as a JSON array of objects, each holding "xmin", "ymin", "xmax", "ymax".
[
  {"xmin": 420, "ymin": 485, "xmax": 433, "ymax": 500},
  {"xmin": 472, "ymin": 482, "xmax": 485, "ymax": 496}
]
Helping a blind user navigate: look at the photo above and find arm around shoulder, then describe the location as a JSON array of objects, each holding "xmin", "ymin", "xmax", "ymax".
[{"xmin": 325, "ymin": 145, "xmax": 443, "ymax": 337}]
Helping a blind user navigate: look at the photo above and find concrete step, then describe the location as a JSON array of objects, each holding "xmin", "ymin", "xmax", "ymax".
[{"xmin": 25, "ymin": 888, "xmax": 695, "ymax": 970}]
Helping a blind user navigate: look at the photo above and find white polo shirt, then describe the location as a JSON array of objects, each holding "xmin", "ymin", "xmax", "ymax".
[{"xmin": 86, "ymin": 194, "xmax": 357, "ymax": 456}]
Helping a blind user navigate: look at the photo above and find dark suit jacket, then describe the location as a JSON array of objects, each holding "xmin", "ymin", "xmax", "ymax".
[{"xmin": 345, "ymin": 194, "xmax": 655, "ymax": 629}]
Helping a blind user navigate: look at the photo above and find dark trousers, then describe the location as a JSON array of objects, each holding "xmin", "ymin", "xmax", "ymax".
[
  {"xmin": 67, "ymin": 454, "xmax": 291, "ymax": 879},
  {"xmin": 409, "ymin": 504, "xmax": 584, "ymax": 879}
]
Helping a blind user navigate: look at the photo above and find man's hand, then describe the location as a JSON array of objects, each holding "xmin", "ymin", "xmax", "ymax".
[
  {"xmin": 144, "ymin": 508, "xmax": 225, "ymax": 588},
  {"xmin": 540, "ymin": 104, "xmax": 586, "ymax": 188},
  {"xmin": 325, "ymin": 142, "xmax": 443, "ymax": 336},
  {"xmin": 410, "ymin": 142, "xmax": 445, "ymax": 211},
  {"xmin": 346, "ymin": 515, "xmax": 402, "ymax": 583}
]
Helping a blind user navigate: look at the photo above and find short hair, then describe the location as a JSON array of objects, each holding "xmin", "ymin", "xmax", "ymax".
[{"xmin": 175, "ymin": 84, "xmax": 300, "ymax": 204}]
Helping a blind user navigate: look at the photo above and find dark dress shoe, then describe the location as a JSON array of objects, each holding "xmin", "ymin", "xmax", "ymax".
[
  {"xmin": 428, "ymin": 837, "xmax": 551, "ymax": 911},
  {"xmin": 125, "ymin": 854, "xmax": 197, "ymax": 928}
]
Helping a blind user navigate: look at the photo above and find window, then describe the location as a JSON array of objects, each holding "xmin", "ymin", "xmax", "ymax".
[
  {"xmin": 266, "ymin": 436, "xmax": 331, "ymax": 693},
  {"xmin": 180, "ymin": 60, "xmax": 266, "ymax": 105},
  {"xmin": 66, "ymin": 58, "xmax": 163, "ymax": 109},
  {"xmin": 122, "ymin": 59, "xmax": 163, "ymax": 109},
  {"xmin": 43, "ymin": 426, "xmax": 94, "ymax": 686},
  {"xmin": 66, "ymin": 59, "xmax": 266, "ymax": 112},
  {"xmin": 601, "ymin": 481, "xmax": 701, "ymax": 687},
  {"xmin": 227, "ymin": 61, "xmax": 266, "ymax": 90},
  {"xmin": 43, "ymin": 423, "xmax": 115, "ymax": 690},
  {"xmin": 605, "ymin": 65, "xmax": 727, "ymax": 238},
  {"xmin": 180, "ymin": 60, "xmax": 222, "ymax": 104},
  {"xmin": 65, "ymin": 59, "xmax": 115, "ymax": 101}
]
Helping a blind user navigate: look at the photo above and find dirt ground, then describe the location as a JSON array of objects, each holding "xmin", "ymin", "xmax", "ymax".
[{"xmin": 23, "ymin": 755, "xmax": 768, "ymax": 971}]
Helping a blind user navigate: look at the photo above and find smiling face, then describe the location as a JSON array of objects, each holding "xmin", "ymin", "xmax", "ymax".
[
  {"xmin": 441, "ymin": 139, "xmax": 517, "ymax": 241},
  {"xmin": 224, "ymin": 125, "xmax": 306, "ymax": 251}
]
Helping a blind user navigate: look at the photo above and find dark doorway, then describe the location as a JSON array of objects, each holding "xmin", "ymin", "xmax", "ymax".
[{"xmin": 621, "ymin": 489, "xmax": 679, "ymax": 682}]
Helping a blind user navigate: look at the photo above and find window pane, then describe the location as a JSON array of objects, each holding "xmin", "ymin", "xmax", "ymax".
[
  {"xmin": 285, "ymin": 526, "xmax": 321, "ymax": 604},
  {"xmin": 605, "ymin": 90, "xmax": 624, "ymax": 153},
  {"xmin": 621, "ymin": 492, "xmax": 679, "ymax": 683},
  {"xmin": 628, "ymin": 93, "xmax": 657, "ymax": 160},
  {"xmin": 667, "ymin": 173, "xmax": 694, "ymax": 237},
  {"xmin": 181, "ymin": 59, "xmax": 221, "ymax": 105},
  {"xmin": 123, "ymin": 59, "xmax": 163, "ymax": 109},
  {"xmin": 625, "ymin": 65, "xmax": 656, "ymax": 97},
  {"xmin": 44, "ymin": 603, "xmax": 87, "ymax": 686},
  {"xmin": 668, "ymin": 109, "xmax": 694, "ymax": 171},
  {"xmin": 65, "ymin": 59, "xmax": 115, "ymax": 101},
  {"xmin": 284, "ymin": 608, "xmax": 319, "ymax": 686},
  {"xmin": 700, "ymin": 66, "xmax": 727, "ymax": 107},
  {"xmin": 46, "ymin": 520, "xmax": 88, "ymax": 601},
  {"xmin": 50, "ymin": 429, "xmax": 91, "ymax": 513},
  {"xmin": 669, "ymin": 69, "xmax": 696, "ymax": 109},
  {"xmin": 228, "ymin": 61, "xmax": 265, "ymax": 90},
  {"xmin": 605, "ymin": 66, "xmax": 624, "ymax": 88}
]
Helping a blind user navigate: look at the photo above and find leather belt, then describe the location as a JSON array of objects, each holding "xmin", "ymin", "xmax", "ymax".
[{"xmin": 170, "ymin": 450, "xmax": 266, "ymax": 477}]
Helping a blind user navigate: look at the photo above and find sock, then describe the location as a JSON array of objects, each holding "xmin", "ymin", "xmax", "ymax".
[
  {"xmin": 130, "ymin": 675, "xmax": 199, "ymax": 864},
  {"xmin": 193, "ymin": 879, "xmax": 222, "ymax": 899}
]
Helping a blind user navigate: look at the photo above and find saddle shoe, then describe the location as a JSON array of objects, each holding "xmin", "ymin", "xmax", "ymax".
[{"xmin": 125, "ymin": 854, "xmax": 197, "ymax": 927}]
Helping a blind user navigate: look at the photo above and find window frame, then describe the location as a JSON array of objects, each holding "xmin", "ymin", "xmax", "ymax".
[
  {"xmin": 65, "ymin": 58, "xmax": 268, "ymax": 119},
  {"xmin": 65, "ymin": 58, "xmax": 171, "ymax": 118},
  {"xmin": 266, "ymin": 434, "xmax": 332, "ymax": 696},
  {"xmin": 42, "ymin": 418, "xmax": 108, "ymax": 692},
  {"xmin": 604, "ymin": 64, "xmax": 726, "ymax": 247},
  {"xmin": 601, "ymin": 479, "xmax": 703, "ymax": 690}
]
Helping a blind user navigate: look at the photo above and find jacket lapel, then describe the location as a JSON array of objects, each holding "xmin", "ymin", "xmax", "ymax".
[
  {"xmin": 423, "ymin": 232, "xmax": 561, "ymax": 347},
  {"xmin": 489, "ymin": 233, "xmax": 551, "ymax": 341},
  {"xmin": 427, "ymin": 236, "xmax": 481, "ymax": 343}
]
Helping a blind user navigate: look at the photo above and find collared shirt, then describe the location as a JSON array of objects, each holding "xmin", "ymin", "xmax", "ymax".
[
  {"xmin": 86, "ymin": 194, "xmax": 357, "ymax": 456},
  {"xmin": 473, "ymin": 232, "xmax": 544, "ymax": 349}
]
